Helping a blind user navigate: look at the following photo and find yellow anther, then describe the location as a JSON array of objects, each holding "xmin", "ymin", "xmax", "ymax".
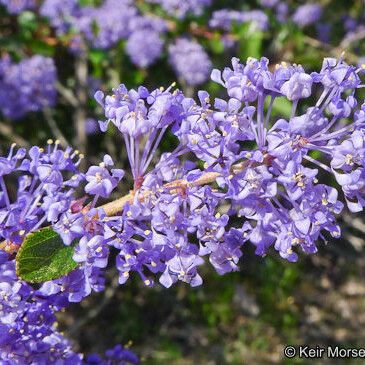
[
  {"xmin": 123, "ymin": 272, "xmax": 129, "ymax": 277},
  {"xmin": 215, "ymin": 212, "xmax": 221, "ymax": 219},
  {"xmin": 47, "ymin": 139, "xmax": 53, "ymax": 144},
  {"xmin": 151, "ymin": 261, "xmax": 157, "ymax": 267},
  {"xmin": 144, "ymin": 230, "xmax": 151, "ymax": 235},
  {"xmin": 292, "ymin": 237, "xmax": 300, "ymax": 245},
  {"xmin": 95, "ymin": 172, "xmax": 102, "ymax": 182},
  {"xmin": 144, "ymin": 279, "xmax": 151, "ymax": 286},
  {"xmin": 345, "ymin": 154, "xmax": 353, "ymax": 165}
]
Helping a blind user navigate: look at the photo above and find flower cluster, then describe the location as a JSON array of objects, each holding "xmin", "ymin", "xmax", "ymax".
[
  {"xmin": 168, "ymin": 38, "xmax": 212, "ymax": 86},
  {"xmin": 77, "ymin": 0, "xmax": 138, "ymax": 49},
  {"xmin": 146, "ymin": 0, "xmax": 211, "ymax": 19},
  {"xmin": 1, "ymin": 56, "xmax": 365, "ymax": 362},
  {"xmin": 93, "ymin": 55, "xmax": 365, "ymax": 286},
  {"xmin": 0, "ymin": 142, "xmax": 137, "ymax": 361},
  {"xmin": 0, "ymin": 55, "xmax": 57, "ymax": 120},
  {"xmin": 0, "ymin": 0, "xmax": 35, "ymax": 14},
  {"xmin": 292, "ymin": 4, "xmax": 322, "ymax": 28},
  {"xmin": 0, "ymin": 253, "xmax": 138, "ymax": 364},
  {"xmin": 210, "ymin": 9, "xmax": 269, "ymax": 32}
]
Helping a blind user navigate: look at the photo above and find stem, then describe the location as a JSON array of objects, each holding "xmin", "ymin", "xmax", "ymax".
[
  {"xmin": 74, "ymin": 51, "xmax": 88, "ymax": 165},
  {"xmin": 257, "ymin": 93, "xmax": 264, "ymax": 147},
  {"xmin": 56, "ymin": 82, "xmax": 79, "ymax": 108},
  {"xmin": 100, "ymin": 167, "xmax": 244, "ymax": 216},
  {"xmin": 43, "ymin": 108, "xmax": 70, "ymax": 147},
  {"xmin": 0, "ymin": 121, "xmax": 29, "ymax": 147}
]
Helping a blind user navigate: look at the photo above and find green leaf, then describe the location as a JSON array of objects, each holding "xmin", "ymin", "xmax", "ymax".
[
  {"xmin": 209, "ymin": 35, "xmax": 225, "ymax": 54},
  {"xmin": 16, "ymin": 227, "xmax": 78, "ymax": 283},
  {"xmin": 18, "ymin": 11, "xmax": 37, "ymax": 31}
]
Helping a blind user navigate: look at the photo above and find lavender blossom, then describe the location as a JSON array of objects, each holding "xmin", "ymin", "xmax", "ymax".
[
  {"xmin": 77, "ymin": 0, "xmax": 137, "ymax": 49},
  {"xmin": 0, "ymin": 258, "xmax": 138, "ymax": 364},
  {"xmin": 40, "ymin": 0, "xmax": 80, "ymax": 35},
  {"xmin": 168, "ymin": 38, "xmax": 212, "ymax": 85},
  {"xmin": 0, "ymin": 0, "xmax": 35, "ymax": 14},
  {"xmin": 292, "ymin": 4, "xmax": 322, "ymax": 27},
  {"xmin": 210, "ymin": 9, "xmax": 269, "ymax": 31},
  {"xmin": 0, "ymin": 55, "xmax": 57, "ymax": 120},
  {"xmin": 147, "ymin": 0, "xmax": 211, "ymax": 19}
]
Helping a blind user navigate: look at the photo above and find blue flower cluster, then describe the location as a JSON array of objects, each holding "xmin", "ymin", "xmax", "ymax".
[
  {"xmin": 0, "ymin": 55, "xmax": 57, "ymax": 120},
  {"xmin": 147, "ymin": 0, "xmax": 211, "ymax": 19},
  {"xmin": 168, "ymin": 38, "xmax": 212, "ymax": 86},
  {"xmin": 0, "ymin": 0, "xmax": 35, "ymax": 14},
  {"xmin": 1, "ymin": 56, "xmax": 365, "ymax": 361},
  {"xmin": 0, "ymin": 253, "xmax": 138, "ymax": 364}
]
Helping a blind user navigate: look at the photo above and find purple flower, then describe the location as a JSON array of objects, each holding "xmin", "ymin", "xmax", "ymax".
[
  {"xmin": 0, "ymin": 0, "xmax": 35, "ymax": 14},
  {"xmin": 168, "ymin": 38, "xmax": 212, "ymax": 85},
  {"xmin": 147, "ymin": 0, "xmax": 211, "ymax": 19},
  {"xmin": 126, "ymin": 30, "xmax": 164, "ymax": 68},
  {"xmin": 85, "ymin": 155, "xmax": 124, "ymax": 198},
  {"xmin": 292, "ymin": 4, "xmax": 322, "ymax": 27},
  {"xmin": 210, "ymin": 9, "xmax": 268, "ymax": 31},
  {"xmin": 0, "ymin": 55, "xmax": 57, "ymax": 120},
  {"xmin": 78, "ymin": 0, "xmax": 137, "ymax": 49}
]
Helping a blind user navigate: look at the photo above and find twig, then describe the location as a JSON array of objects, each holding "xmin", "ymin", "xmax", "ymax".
[
  {"xmin": 56, "ymin": 82, "xmax": 79, "ymax": 108},
  {"xmin": 43, "ymin": 108, "xmax": 70, "ymax": 147},
  {"xmin": 74, "ymin": 52, "xmax": 88, "ymax": 162},
  {"xmin": 0, "ymin": 121, "xmax": 29, "ymax": 147},
  {"xmin": 340, "ymin": 29, "xmax": 365, "ymax": 51},
  {"xmin": 101, "ymin": 169, "xmax": 234, "ymax": 216},
  {"xmin": 303, "ymin": 36, "xmax": 358, "ymax": 64}
]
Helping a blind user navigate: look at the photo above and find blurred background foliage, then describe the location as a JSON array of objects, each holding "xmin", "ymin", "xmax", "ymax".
[{"xmin": 1, "ymin": 0, "xmax": 365, "ymax": 363}]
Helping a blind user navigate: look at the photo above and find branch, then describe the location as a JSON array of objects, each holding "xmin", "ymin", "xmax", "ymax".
[
  {"xmin": 56, "ymin": 82, "xmax": 79, "ymax": 108},
  {"xmin": 303, "ymin": 36, "xmax": 359, "ymax": 64},
  {"xmin": 43, "ymin": 108, "xmax": 70, "ymax": 148},
  {"xmin": 101, "ymin": 171, "xmax": 229, "ymax": 216},
  {"xmin": 74, "ymin": 52, "xmax": 88, "ymax": 164},
  {"xmin": 0, "ymin": 121, "xmax": 30, "ymax": 147}
]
